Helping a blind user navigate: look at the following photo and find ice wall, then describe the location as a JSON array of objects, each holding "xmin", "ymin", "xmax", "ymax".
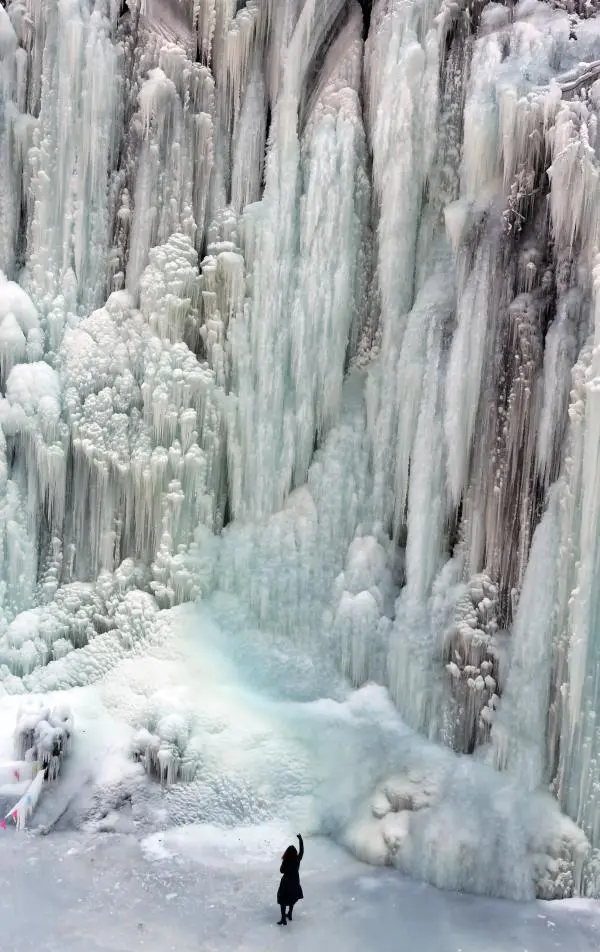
[{"xmin": 2, "ymin": 0, "xmax": 600, "ymax": 902}]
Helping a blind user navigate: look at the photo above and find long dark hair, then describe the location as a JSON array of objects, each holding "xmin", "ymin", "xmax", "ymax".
[{"xmin": 282, "ymin": 844, "xmax": 298, "ymax": 861}]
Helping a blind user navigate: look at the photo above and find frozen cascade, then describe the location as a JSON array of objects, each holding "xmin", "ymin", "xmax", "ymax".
[
  {"xmin": 490, "ymin": 260, "xmax": 600, "ymax": 863},
  {"xmin": 366, "ymin": 0, "xmax": 444, "ymax": 538},
  {"xmin": 542, "ymin": 269, "xmax": 600, "ymax": 853},
  {"xmin": 60, "ymin": 234, "xmax": 226, "ymax": 589},
  {"xmin": 490, "ymin": 484, "xmax": 561, "ymax": 790},
  {"xmin": 3, "ymin": 0, "xmax": 600, "ymax": 903},
  {"xmin": 219, "ymin": 371, "xmax": 374, "ymax": 650},
  {"xmin": 23, "ymin": 0, "xmax": 121, "ymax": 313},
  {"xmin": 126, "ymin": 46, "xmax": 216, "ymax": 292},
  {"xmin": 227, "ymin": 0, "xmax": 370, "ymax": 520}
]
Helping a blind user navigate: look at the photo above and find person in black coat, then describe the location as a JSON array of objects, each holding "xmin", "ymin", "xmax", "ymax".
[{"xmin": 276, "ymin": 834, "xmax": 304, "ymax": 925}]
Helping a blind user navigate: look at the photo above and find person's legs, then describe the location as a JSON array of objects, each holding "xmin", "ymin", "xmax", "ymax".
[
  {"xmin": 277, "ymin": 905, "xmax": 287, "ymax": 925},
  {"xmin": 287, "ymin": 904, "xmax": 294, "ymax": 921}
]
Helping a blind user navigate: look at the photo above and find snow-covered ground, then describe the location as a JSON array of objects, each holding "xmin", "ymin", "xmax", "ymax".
[{"xmin": 0, "ymin": 828, "xmax": 598, "ymax": 952}]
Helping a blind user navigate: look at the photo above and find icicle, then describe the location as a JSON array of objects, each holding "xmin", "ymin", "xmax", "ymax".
[
  {"xmin": 444, "ymin": 246, "xmax": 492, "ymax": 507},
  {"xmin": 548, "ymin": 100, "xmax": 600, "ymax": 257},
  {"xmin": 537, "ymin": 288, "xmax": 585, "ymax": 487},
  {"xmin": 223, "ymin": 1, "xmax": 260, "ymax": 125},
  {"xmin": 231, "ymin": 63, "xmax": 266, "ymax": 214},
  {"xmin": 364, "ymin": 0, "xmax": 442, "ymax": 343}
]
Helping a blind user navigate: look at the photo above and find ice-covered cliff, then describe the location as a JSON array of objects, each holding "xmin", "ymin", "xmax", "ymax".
[{"xmin": 1, "ymin": 0, "xmax": 600, "ymax": 901}]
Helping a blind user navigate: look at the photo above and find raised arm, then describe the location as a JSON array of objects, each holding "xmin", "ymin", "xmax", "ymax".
[{"xmin": 297, "ymin": 833, "xmax": 304, "ymax": 862}]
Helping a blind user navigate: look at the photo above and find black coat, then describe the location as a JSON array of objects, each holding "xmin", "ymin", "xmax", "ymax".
[{"xmin": 277, "ymin": 836, "xmax": 304, "ymax": 906}]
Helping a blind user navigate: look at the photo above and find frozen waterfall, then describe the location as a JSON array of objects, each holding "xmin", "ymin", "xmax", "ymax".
[{"xmin": 2, "ymin": 0, "xmax": 600, "ymax": 901}]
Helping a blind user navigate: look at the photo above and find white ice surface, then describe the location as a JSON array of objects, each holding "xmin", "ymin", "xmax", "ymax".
[{"xmin": 0, "ymin": 828, "xmax": 598, "ymax": 952}]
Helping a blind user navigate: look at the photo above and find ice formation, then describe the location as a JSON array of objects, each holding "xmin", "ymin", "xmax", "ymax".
[
  {"xmin": 0, "ymin": 701, "xmax": 72, "ymax": 829},
  {"xmin": 3, "ymin": 0, "xmax": 600, "ymax": 903}
]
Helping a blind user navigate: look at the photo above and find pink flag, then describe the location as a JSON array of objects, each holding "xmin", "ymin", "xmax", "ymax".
[
  {"xmin": 0, "ymin": 819, "xmax": 6, "ymax": 830},
  {"xmin": 13, "ymin": 769, "xmax": 20, "ymax": 780},
  {"xmin": 11, "ymin": 811, "xmax": 17, "ymax": 822}
]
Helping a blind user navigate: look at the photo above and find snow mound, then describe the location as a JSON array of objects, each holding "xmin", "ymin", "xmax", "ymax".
[{"xmin": 348, "ymin": 754, "xmax": 590, "ymax": 900}]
